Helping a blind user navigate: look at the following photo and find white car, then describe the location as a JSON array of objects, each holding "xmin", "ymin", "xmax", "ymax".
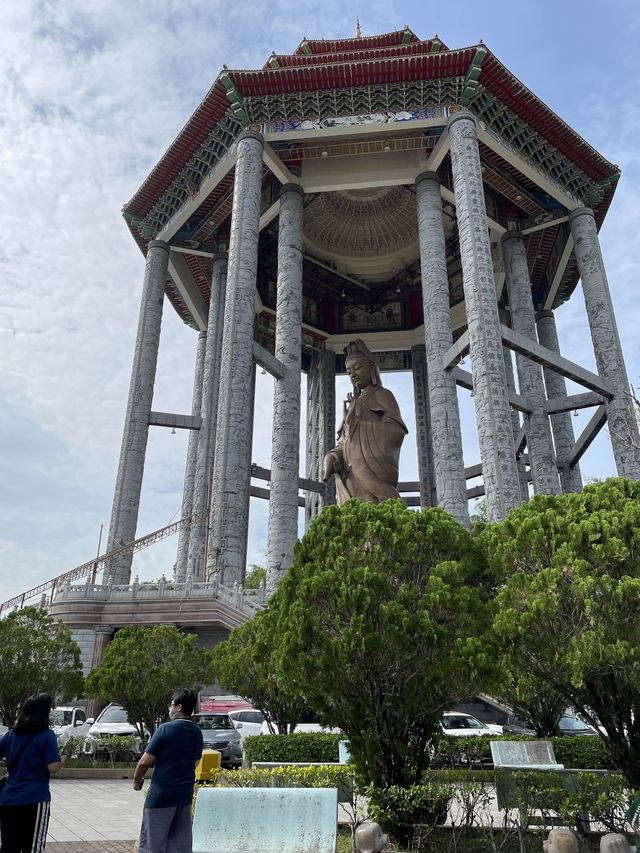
[
  {"xmin": 83, "ymin": 703, "xmax": 144, "ymax": 755},
  {"xmin": 441, "ymin": 712, "xmax": 503, "ymax": 736},
  {"xmin": 50, "ymin": 706, "xmax": 91, "ymax": 742},
  {"xmin": 227, "ymin": 709, "xmax": 265, "ymax": 740},
  {"xmin": 260, "ymin": 712, "xmax": 341, "ymax": 735}
]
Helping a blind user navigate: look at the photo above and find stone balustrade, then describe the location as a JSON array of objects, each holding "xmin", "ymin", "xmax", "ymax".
[{"xmin": 53, "ymin": 576, "xmax": 267, "ymax": 618}]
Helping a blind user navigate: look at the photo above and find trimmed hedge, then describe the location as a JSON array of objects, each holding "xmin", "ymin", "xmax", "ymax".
[
  {"xmin": 431, "ymin": 734, "xmax": 614, "ymax": 771},
  {"xmin": 243, "ymin": 732, "xmax": 613, "ymax": 771},
  {"xmin": 243, "ymin": 733, "xmax": 341, "ymax": 764}
]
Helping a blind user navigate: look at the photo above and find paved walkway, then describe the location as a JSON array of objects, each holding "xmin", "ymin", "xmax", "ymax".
[{"xmin": 48, "ymin": 778, "xmax": 143, "ymax": 846}]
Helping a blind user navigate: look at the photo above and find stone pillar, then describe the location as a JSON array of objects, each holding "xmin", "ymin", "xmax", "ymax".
[
  {"xmin": 187, "ymin": 254, "xmax": 228, "ymax": 581},
  {"xmin": 305, "ymin": 350, "xmax": 336, "ymax": 526},
  {"xmin": 175, "ymin": 330, "xmax": 207, "ymax": 581},
  {"xmin": 85, "ymin": 625, "xmax": 113, "ymax": 719},
  {"xmin": 535, "ymin": 310, "xmax": 583, "ymax": 493},
  {"xmin": 411, "ymin": 345, "xmax": 436, "ymax": 507},
  {"xmin": 502, "ymin": 232, "xmax": 560, "ymax": 495},
  {"xmin": 105, "ymin": 240, "xmax": 168, "ymax": 584},
  {"xmin": 448, "ymin": 112, "xmax": 521, "ymax": 522},
  {"xmin": 502, "ymin": 346, "xmax": 530, "ymax": 501},
  {"xmin": 569, "ymin": 207, "xmax": 640, "ymax": 478},
  {"xmin": 415, "ymin": 171, "xmax": 469, "ymax": 526},
  {"xmin": 267, "ymin": 185, "xmax": 305, "ymax": 591},
  {"xmin": 206, "ymin": 131, "xmax": 263, "ymax": 585}
]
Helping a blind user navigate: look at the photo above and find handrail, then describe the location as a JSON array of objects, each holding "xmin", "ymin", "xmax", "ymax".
[{"xmin": 0, "ymin": 512, "xmax": 205, "ymax": 615}]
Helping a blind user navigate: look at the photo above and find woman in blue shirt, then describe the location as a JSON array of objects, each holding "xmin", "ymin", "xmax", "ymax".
[{"xmin": 0, "ymin": 693, "xmax": 70, "ymax": 852}]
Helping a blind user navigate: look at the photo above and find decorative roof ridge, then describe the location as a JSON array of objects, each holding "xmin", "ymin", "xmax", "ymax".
[
  {"xmin": 230, "ymin": 43, "xmax": 479, "ymax": 78},
  {"xmin": 479, "ymin": 46, "xmax": 618, "ymax": 177},
  {"xmin": 262, "ymin": 39, "xmax": 450, "ymax": 69},
  {"xmin": 293, "ymin": 28, "xmax": 419, "ymax": 55}
]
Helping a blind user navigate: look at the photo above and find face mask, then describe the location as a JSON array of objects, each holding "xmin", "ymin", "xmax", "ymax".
[{"xmin": 168, "ymin": 705, "xmax": 176, "ymax": 720}]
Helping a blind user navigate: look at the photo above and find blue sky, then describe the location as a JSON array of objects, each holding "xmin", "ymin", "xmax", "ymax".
[{"xmin": 1, "ymin": 0, "xmax": 640, "ymax": 603}]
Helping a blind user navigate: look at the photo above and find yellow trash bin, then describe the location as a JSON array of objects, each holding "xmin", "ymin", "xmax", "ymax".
[{"xmin": 195, "ymin": 749, "xmax": 221, "ymax": 781}]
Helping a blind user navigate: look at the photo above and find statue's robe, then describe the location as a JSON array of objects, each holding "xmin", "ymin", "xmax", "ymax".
[{"xmin": 330, "ymin": 385, "xmax": 408, "ymax": 504}]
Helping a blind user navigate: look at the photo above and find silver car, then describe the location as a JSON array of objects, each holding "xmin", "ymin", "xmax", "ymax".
[{"xmin": 194, "ymin": 713, "xmax": 243, "ymax": 768}]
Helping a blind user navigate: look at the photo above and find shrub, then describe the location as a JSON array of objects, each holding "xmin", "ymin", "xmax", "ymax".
[
  {"xmin": 243, "ymin": 733, "xmax": 341, "ymax": 765},
  {"xmin": 368, "ymin": 782, "xmax": 454, "ymax": 848},
  {"xmin": 551, "ymin": 737, "xmax": 613, "ymax": 770}
]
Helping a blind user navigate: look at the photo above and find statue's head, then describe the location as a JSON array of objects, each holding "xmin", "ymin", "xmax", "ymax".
[{"xmin": 344, "ymin": 339, "xmax": 381, "ymax": 391}]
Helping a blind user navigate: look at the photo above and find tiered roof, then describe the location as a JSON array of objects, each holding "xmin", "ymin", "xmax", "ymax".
[{"xmin": 122, "ymin": 27, "xmax": 619, "ymax": 315}]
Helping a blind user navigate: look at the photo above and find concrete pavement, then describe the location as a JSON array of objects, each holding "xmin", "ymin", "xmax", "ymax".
[{"xmin": 48, "ymin": 778, "xmax": 143, "ymax": 846}]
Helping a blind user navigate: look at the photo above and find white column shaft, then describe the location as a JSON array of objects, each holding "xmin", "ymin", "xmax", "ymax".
[
  {"xmin": 267, "ymin": 186, "xmax": 305, "ymax": 591},
  {"xmin": 175, "ymin": 330, "xmax": 207, "ymax": 581},
  {"xmin": 535, "ymin": 310, "xmax": 583, "ymax": 493},
  {"xmin": 207, "ymin": 132, "xmax": 263, "ymax": 584},
  {"xmin": 448, "ymin": 112, "xmax": 521, "ymax": 522},
  {"xmin": 502, "ymin": 233, "xmax": 560, "ymax": 495},
  {"xmin": 305, "ymin": 350, "xmax": 336, "ymax": 525},
  {"xmin": 415, "ymin": 171, "xmax": 469, "ymax": 526},
  {"xmin": 502, "ymin": 346, "xmax": 530, "ymax": 502},
  {"xmin": 187, "ymin": 254, "xmax": 228, "ymax": 580},
  {"xmin": 411, "ymin": 348, "xmax": 436, "ymax": 508},
  {"xmin": 570, "ymin": 207, "xmax": 640, "ymax": 478},
  {"xmin": 106, "ymin": 240, "xmax": 168, "ymax": 584}
]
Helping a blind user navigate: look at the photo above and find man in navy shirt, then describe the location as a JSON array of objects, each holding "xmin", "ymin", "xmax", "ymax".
[{"xmin": 133, "ymin": 688, "xmax": 203, "ymax": 853}]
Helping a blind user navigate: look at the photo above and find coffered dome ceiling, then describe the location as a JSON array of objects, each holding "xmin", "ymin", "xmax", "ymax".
[{"xmin": 303, "ymin": 186, "xmax": 421, "ymax": 281}]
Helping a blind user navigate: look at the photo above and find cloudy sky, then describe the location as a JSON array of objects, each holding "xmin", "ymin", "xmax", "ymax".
[{"xmin": 1, "ymin": 0, "xmax": 639, "ymax": 604}]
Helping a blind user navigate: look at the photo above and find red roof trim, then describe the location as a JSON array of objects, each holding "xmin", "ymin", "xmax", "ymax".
[
  {"xmin": 266, "ymin": 40, "xmax": 445, "ymax": 69},
  {"xmin": 294, "ymin": 29, "xmax": 420, "ymax": 55},
  {"xmin": 124, "ymin": 79, "xmax": 230, "ymax": 217},
  {"xmin": 478, "ymin": 50, "xmax": 615, "ymax": 182}
]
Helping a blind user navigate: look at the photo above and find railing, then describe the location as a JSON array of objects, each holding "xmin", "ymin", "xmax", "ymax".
[
  {"xmin": 0, "ymin": 512, "xmax": 207, "ymax": 615},
  {"xmin": 52, "ymin": 576, "xmax": 267, "ymax": 618}
]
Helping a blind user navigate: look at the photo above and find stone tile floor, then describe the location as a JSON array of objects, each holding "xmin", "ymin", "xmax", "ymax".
[{"xmin": 47, "ymin": 778, "xmax": 143, "ymax": 848}]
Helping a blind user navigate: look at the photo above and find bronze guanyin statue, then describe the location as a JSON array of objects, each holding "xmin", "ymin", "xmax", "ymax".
[{"xmin": 323, "ymin": 339, "xmax": 407, "ymax": 504}]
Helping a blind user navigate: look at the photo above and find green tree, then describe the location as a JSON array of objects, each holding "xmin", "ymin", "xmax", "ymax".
[
  {"xmin": 0, "ymin": 607, "xmax": 83, "ymax": 724},
  {"xmin": 273, "ymin": 499, "xmax": 493, "ymax": 788},
  {"xmin": 210, "ymin": 607, "xmax": 307, "ymax": 733},
  {"xmin": 485, "ymin": 478, "xmax": 640, "ymax": 786},
  {"xmin": 499, "ymin": 672, "xmax": 566, "ymax": 737},
  {"xmin": 85, "ymin": 625, "xmax": 209, "ymax": 737},
  {"xmin": 244, "ymin": 565, "xmax": 267, "ymax": 590}
]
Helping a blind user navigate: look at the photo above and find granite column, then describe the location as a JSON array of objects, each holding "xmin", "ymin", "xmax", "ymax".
[
  {"xmin": 305, "ymin": 350, "xmax": 336, "ymax": 526},
  {"xmin": 535, "ymin": 310, "xmax": 583, "ymax": 493},
  {"xmin": 206, "ymin": 132, "xmax": 263, "ymax": 584},
  {"xmin": 569, "ymin": 207, "xmax": 640, "ymax": 478},
  {"xmin": 415, "ymin": 171, "xmax": 468, "ymax": 526},
  {"xmin": 105, "ymin": 240, "xmax": 168, "ymax": 584},
  {"xmin": 502, "ymin": 346, "xmax": 530, "ymax": 502},
  {"xmin": 266, "ymin": 185, "xmax": 304, "ymax": 591},
  {"xmin": 502, "ymin": 231, "xmax": 560, "ymax": 495},
  {"xmin": 411, "ymin": 344, "xmax": 436, "ymax": 508},
  {"xmin": 174, "ymin": 330, "xmax": 207, "ymax": 581},
  {"xmin": 448, "ymin": 111, "xmax": 521, "ymax": 522},
  {"xmin": 187, "ymin": 253, "xmax": 228, "ymax": 580}
]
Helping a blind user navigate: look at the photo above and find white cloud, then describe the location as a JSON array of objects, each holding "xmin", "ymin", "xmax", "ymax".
[{"xmin": 1, "ymin": 2, "xmax": 639, "ymax": 605}]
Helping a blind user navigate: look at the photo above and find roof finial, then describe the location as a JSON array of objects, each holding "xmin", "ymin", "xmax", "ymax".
[{"xmin": 355, "ymin": 18, "xmax": 362, "ymax": 38}]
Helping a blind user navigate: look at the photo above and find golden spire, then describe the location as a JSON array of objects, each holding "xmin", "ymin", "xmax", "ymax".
[{"xmin": 355, "ymin": 19, "xmax": 362, "ymax": 38}]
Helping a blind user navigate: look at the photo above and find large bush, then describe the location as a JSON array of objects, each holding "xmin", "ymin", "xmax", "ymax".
[
  {"xmin": 485, "ymin": 478, "xmax": 640, "ymax": 785},
  {"xmin": 275, "ymin": 500, "xmax": 494, "ymax": 788}
]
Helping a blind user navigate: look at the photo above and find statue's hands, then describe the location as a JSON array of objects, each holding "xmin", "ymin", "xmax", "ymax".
[{"xmin": 323, "ymin": 451, "xmax": 341, "ymax": 481}]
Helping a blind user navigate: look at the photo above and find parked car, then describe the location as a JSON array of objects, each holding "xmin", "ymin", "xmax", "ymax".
[
  {"xmin": 228, "ymin": 709, "xmax": 265, "ymax": 740},
  {"xmin": 503, "ymin": 713, "xmax": 597, "ymax": 737},
  {"xmin": 83, "ymin": 703, "xmax": 144, "ymax": 756},
  {"xmin": 441, "ymin": 712, "xmax": 503, "ymax": 736},
  {"xmin": 260, "ymin": 710, "xmax": 341, "ymax": 735},
  {"xmin": 558, "ymin": 714, "xmax": 597, "ymax": 736},
  {"xmin": 194, "ymin": 713, "xmax": 243, "ymax": 768},
  {"xmin": 50, "ymin": 706, "xmax": 91, "ymax": 742}
]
